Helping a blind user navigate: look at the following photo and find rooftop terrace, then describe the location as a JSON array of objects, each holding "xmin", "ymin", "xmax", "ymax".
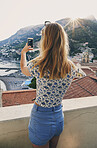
[{"xmin": 0, "ymin": 96, "xmax": 97, "ymax": 148}]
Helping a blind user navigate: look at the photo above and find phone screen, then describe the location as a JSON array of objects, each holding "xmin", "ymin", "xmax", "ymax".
[{"xmin": 28, "ymin": 38, "xmax": 33, "ymax": 48}]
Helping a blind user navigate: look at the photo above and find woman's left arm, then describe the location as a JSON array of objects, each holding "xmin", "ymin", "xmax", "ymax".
[{"xmin": 20, "ymin": 43, "xmax": 33, "ymax": 76}]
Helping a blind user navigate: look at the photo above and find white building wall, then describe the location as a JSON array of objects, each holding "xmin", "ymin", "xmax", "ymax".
[{"xmin": 0, "ymin": 96, "xmax": 97, "ymax": 148}]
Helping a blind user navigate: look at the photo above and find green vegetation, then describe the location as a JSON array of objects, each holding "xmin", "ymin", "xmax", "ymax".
[
  {"xmin": 65, "ymin": 19, "xmax": 97, "ymax": 56},
  {"xmin": 13, "ymin": 41, "xmax": 27, "ymax": 50},
  {"xmin": 28, "ymin": 77, "xmax": 36, "ymax": 89}
]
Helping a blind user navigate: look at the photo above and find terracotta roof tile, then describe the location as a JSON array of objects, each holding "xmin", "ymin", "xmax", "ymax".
[
  {"xmin": 2, "ymin": 76, "xmax": 97, "ymax": 107},
  {"xmin": 2, "ymin": 89, "xmax": 36, "ymax": 107},
  {"xmin": 81, "ymin": 68, "xmax": 95, "ymax": 76},
  {"xmin": 63, "ymin": 76, "xmax": 97, "ymax": 99},
  {"xmin": 81, "ymin": 63, "xmax": 97, "ymax": 66},
  {"xmin": 90, "ymin": 75, "xmax": 97, "ymax": 80},
  {"xmin": 89, "ymin": 66, "xmax": 97, "ymax": 72}
]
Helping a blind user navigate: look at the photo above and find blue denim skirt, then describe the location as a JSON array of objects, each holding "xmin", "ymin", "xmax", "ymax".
[{"xmin": 28, "ymin": 103, "xmax": 64, "ymax": 146}]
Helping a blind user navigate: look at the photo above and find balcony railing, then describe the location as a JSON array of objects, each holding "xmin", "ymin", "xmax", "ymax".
[{"xmin": 0, "ymin": 96, "xmax": 97, "ymax": 148}]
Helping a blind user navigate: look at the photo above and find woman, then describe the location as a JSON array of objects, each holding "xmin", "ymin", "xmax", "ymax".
[{"xmin": 20, "ymin": 22, "xmax": 76, "ymax": 148}]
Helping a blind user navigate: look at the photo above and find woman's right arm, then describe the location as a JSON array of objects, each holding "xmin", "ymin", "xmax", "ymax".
[{"xmin": 20, "ymin": 43, "xmax": 33, "ymax": 76}]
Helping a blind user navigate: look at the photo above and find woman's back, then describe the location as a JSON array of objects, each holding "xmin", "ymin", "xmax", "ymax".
[{"xmin": 27, "ymin": 61, "xmax": 76, "ymax": 108}]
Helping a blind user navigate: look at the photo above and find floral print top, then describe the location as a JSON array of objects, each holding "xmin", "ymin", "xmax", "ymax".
[{"xmin": 27, "ymin": 61, "xmax": 76, "ymax": 108}]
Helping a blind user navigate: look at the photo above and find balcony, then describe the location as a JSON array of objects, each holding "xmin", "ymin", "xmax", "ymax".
[{"xmin": 0, "ymin": 96, "xmax": 97, "ymax": 148}]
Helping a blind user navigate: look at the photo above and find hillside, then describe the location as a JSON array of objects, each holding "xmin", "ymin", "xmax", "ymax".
[
  {"xmin": 0, "ymin": 16, "xmax": 97, "ymax": 60},
  {"xmin": 64, "ymin": 18, "xmax": 97, "ymax": 57},
  {"xmin": 0, "ymin": 24, "xmax": 43, "ymax": 48}
]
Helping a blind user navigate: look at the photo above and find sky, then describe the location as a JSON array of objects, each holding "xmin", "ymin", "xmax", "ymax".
[{"xmin": 0, "ymin": 0, "xmax": 97, "ymax": 41}]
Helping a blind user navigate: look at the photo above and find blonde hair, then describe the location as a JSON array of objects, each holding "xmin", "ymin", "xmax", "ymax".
[{"xmin": 28, "ymin": 23, "xmax": 76, "ymax": 79}]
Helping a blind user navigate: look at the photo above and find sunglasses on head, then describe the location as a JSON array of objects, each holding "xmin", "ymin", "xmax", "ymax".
[
  {"xmin": 44, "ymin": 21, "xmax": 51, "ymax": 26},
  {"xmin": 40, "ymin": 21, "xmax": 51, "ymax": 36}
]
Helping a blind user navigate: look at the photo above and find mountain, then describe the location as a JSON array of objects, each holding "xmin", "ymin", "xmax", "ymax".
[
  {"xmin": 85, "ymin": 15, "xmax": 97, "ymax": 22},
  {"xmin": 0, "ymin": 16, "xmax": 97, "ymax": 59},
  {"xmin": 56, "ymin": 18, "xmax": 71, "ymax": 26},
  {"xmin": 64, "ymin": 18, "xmax": 97, "ymax": 57},
  {"xmin": 0, "ymin": 24, "xmax": 43, "ymax": 47}
]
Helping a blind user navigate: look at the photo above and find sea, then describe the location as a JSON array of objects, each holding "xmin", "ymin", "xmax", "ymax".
[
  {"xmin": 0, "ymin": 60, "xmax": 20, "ymax": 91},
  {"xmin": 0, "ymin": 60, "xmax": 20, "ymax": 68}
]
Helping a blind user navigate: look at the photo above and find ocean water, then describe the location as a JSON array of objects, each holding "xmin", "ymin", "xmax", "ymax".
[
  {"xmin": 0, "ymin": 60, "xmax": 20, "ymax": 90},
  {"xmin": 0, "ymin": 69, "xmax": 19, "ymax": 76},
  {"xmin": 0, "ymin": 60, "xmax": 20, "ymax": 68},
  {"xmin": 0, "ymin": 60, "xmax": 20, "ymax": 76}
]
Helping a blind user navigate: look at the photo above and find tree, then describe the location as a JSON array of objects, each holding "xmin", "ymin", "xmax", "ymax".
[{"xmin": 28, "ymin": 77, "xmax": 36, "ymax": 89}]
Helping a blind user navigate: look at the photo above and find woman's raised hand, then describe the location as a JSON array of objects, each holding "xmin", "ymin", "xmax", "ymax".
[{"xmin": 21, "ymin": 43, "xmax": 33, "ymax": 53}]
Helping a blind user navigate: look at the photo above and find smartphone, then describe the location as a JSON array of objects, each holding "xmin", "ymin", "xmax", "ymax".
[{"xmin": 28, "ymin": 38, "xmax": 33, "ymax": 48}]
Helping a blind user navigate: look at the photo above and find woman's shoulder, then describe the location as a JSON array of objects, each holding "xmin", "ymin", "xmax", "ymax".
[
  {"xmin": 27, "ymin": 58, "xmax": 40, "ymax": 77},
  {"xmin": 27, "ymin": 59, "xmax": 39, "ymax": 77},
  {"xmin": 67, "ymin": 59, "xmax": 77, "ymax": 78},
  {"xmin": 68, "ymin": 59, "xmax": 76, "ymax": 70},
  {"xmin": 27, "ymin": 57, "xmax": 40, "ymax": 67}
]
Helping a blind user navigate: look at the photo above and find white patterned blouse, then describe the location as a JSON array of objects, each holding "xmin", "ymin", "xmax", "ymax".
[{"xmin": 27, "ymin": 61, "xmax": 76, "ymax": 108}]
